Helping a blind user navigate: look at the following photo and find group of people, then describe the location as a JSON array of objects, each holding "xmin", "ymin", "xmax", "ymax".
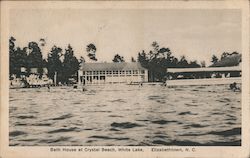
[{"xmin": 45, "ymin": 81, "xmax": 239, "ymax": 92}]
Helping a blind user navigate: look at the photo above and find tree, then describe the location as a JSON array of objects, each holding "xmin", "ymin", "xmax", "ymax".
[
  {"xmin": 86, "ymin": 43, "xmax": 97, "ymax": 61},
  {"xmin": 138, "ymin": 50, "xmax": 148, "ymax": 67},
  {"xmin": 47, "ymin": 46, "xmax": 63, "ymax": 83},
  {"xmin": 9, "ymin": 37, "xmax": 16, "ymax": 77},
  {"xmin": 15, "ymin": 47, "xmax": 28, "ymax": 75},
  {"xmin": 27, "ymin": 41, "xmax": 44, "ymax": 76},
  {"xmin": 152, "ymin": 41, "xmax": 160, "ymax": 54},
  {"xmin": 189, "ymin": 60, "xmax": 201, "ymax": 68},
  {"xmin": 39, "ymin": 38, "xmax": 46, "ymax": 47},
  {"xmin": 112, "ymin": 54, "xmax": 125, "ymax": 63},
  {"xmin": 221, "ymin": 52, "xmax": 230, "ymax": 60},
  {"xmin": 231, "ymin": 51, "xmax": 239, "ymax": 55},
  {"xmin": 200, "ymin": 61, "xmax": 206, "ymax": 67},
  {"xmin": 131, "ymin": 57, "xmax": 136, "ymax": 62},
  {"xmin": 79, "ymin": 56, "xmax": 85, "ymax": 64},
  {"xmin": 211, "ymin": 55, "xmax": 219, "ymax": 64},
  {"xmin": 62, "ymin": 44, "xmax": 79, "ymax": 83},
  {"xmin": 9, "ymin": 45, "xmax": 28, "ymax": 77},
  {"xmin": 177, "ymin": 56, "xmax": 189, "ymax": 68},
  {"xmin": 137, "ymin": 42, "xmax": 177, "ymax": 81}
]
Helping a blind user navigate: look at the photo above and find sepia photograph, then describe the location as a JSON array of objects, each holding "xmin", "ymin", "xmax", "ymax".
[{"xmin": 1, "ymin": 1, "xmax": 250, "ymax": 158}]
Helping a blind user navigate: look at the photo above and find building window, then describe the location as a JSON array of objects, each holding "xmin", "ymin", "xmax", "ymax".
[
  {"xmin": 87, "ymin": 71, "xmax": 92, "ymax": 75},
  {"xmin": 141, "ymin": 70, "xmax": 145, "ymax": 74},
  {"xmin": 113, "ymin": 70, "xmax": 118, "ymax": 74},
  {"xmin": 100, "ymin": 76, "xmax": 105, "ymax": 80},
  {"xmin": 126, "ymin": 70, "xmax": 132, "ymax": 74},
  {"xmin": 133, "ymin": 70, "xmax": 138, "ymax": 74}
]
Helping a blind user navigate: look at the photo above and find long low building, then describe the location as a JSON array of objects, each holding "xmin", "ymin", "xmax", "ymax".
[
  {"xmin": 166, "ymin": 66, "xmax": 241, "ymax": 86},
  {"xmin": 78, "ymin": 62, "xmax": 148, "ymax": 85},
  {"xmin": 167, "ymin": 66, "xmax": 241, "ymax": 79}
]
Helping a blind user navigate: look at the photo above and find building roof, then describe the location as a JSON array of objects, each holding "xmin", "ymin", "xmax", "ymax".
[
  {"xmin": 80, "ymin": 62, "xmax": 147, "ymax": 71},
  {"xmin": 167, "ymin": 66, "xmax": 241, "ymax": 73}
]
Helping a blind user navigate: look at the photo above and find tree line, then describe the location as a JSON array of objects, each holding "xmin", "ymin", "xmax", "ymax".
[
  {"xmin": 9, "ymin": 37, "xmax": 240, "ymax": 83},
  {"xmin": 9, "ymin": 37, "xmax": 79, "ymax": 84},
  {"xmin": 136, "ymin": 41, "xmax": 203, "ymax": 81},
  {"xmin": 211, "ymin": 52, "xmax": 240, "ymax": 65}
]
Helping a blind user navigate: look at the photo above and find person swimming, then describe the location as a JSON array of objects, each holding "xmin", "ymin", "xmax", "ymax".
[
  {"xmin": 229, "ymin": 82, "xmax": 240, "ymax": 92},
  {"xmin": 139, "ymin": 82, "xmax": 143, "ymax": 87},
  {"xmin": 82, "ymin": 86, "xmax": 87, "ymax": 92}
]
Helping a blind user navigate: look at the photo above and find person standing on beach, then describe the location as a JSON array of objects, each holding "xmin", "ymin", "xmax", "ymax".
[{"xmin": 47, "ymin": 85, "xmax": 50, "ymax": 92}]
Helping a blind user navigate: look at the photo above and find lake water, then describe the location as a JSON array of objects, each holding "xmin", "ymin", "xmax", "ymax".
[{"xmin": 9, "ymin": 84, "xmax": 241, "ymax": 146}]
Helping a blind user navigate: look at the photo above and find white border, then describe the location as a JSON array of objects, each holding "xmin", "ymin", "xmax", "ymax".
[{"xmin": 1, "ymin": 1, "xmax": 249, "ymax": 158}]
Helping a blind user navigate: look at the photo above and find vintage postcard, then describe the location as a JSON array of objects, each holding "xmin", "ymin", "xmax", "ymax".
[{"xmin": 1, "ymin": 0, "xmax": 249, "ymax": 158}]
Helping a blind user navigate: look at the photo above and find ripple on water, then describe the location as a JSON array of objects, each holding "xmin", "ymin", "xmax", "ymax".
[
  {"xmin": 84, "ymin": 128, "xmax": 94, "ymax": 131},
  {"xmin": 111, "ymin": 122, "xmax": 143, "ymax": 129},
  {"xmin": 73, "ymin": 102, "xmax": 82, "ymax": 105},
  {"xmin": 148, "ymin": 95, "xmax": 165, "ymax": 100},
  {"xmin": 109, "ymin": 128, "xmax": 120, "ymax": 131},
  {"xmin": 185, "ymin": 103, "xmax": 198, "ymax": 107},
  {"xmin": 108, "ymin": 115, "xmax": 124, "ymax": 118},
  {"xmin": 15, "ymin": 123, "xmax": 28, "ymax": 126},
  {"xmin": 207, "ymin": 127, "xmax": 241, "ymax": 137},
  {"xmin": 153, "ymin": 135, "xmax": 169, "ymax": 139},
  {"xmin": 216, "ymin": 98, "xmax": 231, "ymax": 103},
  {"xmin": 151, "ymin": 120, "xmax": 178, "ymax": 125},
  {"xmin": 9, "ymin": 107, "xmax": 17, "ymax": 113},
  {"xmin": 48, "ymin": 127, "xmax": 81, "ymax": 134},
  {"xmin": 16, "ymin": 115, "xmax": 36, "ymax": 119},
  {"xmin": 152, "ymin": 139, "xmax": 203, "ymax": 146},
  {"xmin": 178, "ymin": 111, "xmax": 197, "ymax": 115},
  {"xmin": 31, "ymin": 123, "xmax": 53, "ymax": 126},
  {"xmin": 50, "ymin": 114, "xmax": 73, "ymax": 120},
  {"xmin": 19, "ymin": 139, "xmax": 38, "ymax": 142},
  {"xmin": 9, "ymin": 131, "xmax": 27, "ymax": 137},
  {"xmin": 136, "ymin": 119, "xmax": 150, "ymax": 122},
  {"xmin": 110, "ymin": 99, "xmax": 126, "ymax": 103},
  {"xmin": 9, "ymin": 85, "xmax": 241, "ymax": 146},
  {"xmin": 184, "ymin": 123, "xmax": 208, "ymax": 128},
  {"xmin": 89, "ymin": 135, "xmax": 130, "ymax": 141},
  {"xmin": 206, "ymin": 140, "xmax": 241, "ymax": 146},
  {"xmin": 179, "ymin": 133, "xmax": 206, "ymax": 136},
  {"xmin": 39, "ymin": 137, "xmax": 71, "ymax": 144}
]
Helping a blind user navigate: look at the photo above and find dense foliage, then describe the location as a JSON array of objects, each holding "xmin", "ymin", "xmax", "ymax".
[
  {"xmin": 9, "ymin": 37, "xmax": 241, "ymax": 83},
  {"xmin": 86, "ymin": 43, "xmax": 97, "ymax": 61},
  {"xmin": 112, "ymin": 54, "xmax": 125, "ymax": 63},
  {"xmin": 9, "ymin": 37, "xmax": 79, "ymax": 84},
  {"xmin": 137, "ymin": 41, "xmax": 201, "ymax": 82}
]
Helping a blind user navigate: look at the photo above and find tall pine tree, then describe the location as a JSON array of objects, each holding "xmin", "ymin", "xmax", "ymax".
[
  {"xmin": 62, "ymin": 44, "xmax": 79, "ymax": 83},
  {"xmin": 47, "ymin": 46, "xmax": 63, "ymax": 83}
]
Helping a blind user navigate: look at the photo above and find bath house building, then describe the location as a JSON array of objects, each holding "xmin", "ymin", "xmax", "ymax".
[{"xmin": 78, "ymin": 62, "xmax": 148, "ymax": 85}]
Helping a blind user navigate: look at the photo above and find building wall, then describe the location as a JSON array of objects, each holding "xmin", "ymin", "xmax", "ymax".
[{"xmin": 78, "ymin": 69, "xmax": 148, "ymax": 85}]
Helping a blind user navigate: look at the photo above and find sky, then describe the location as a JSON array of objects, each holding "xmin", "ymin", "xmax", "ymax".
[{"xmin": 10, "ymin": 9, "xmax": 241, "ymax": 65}]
